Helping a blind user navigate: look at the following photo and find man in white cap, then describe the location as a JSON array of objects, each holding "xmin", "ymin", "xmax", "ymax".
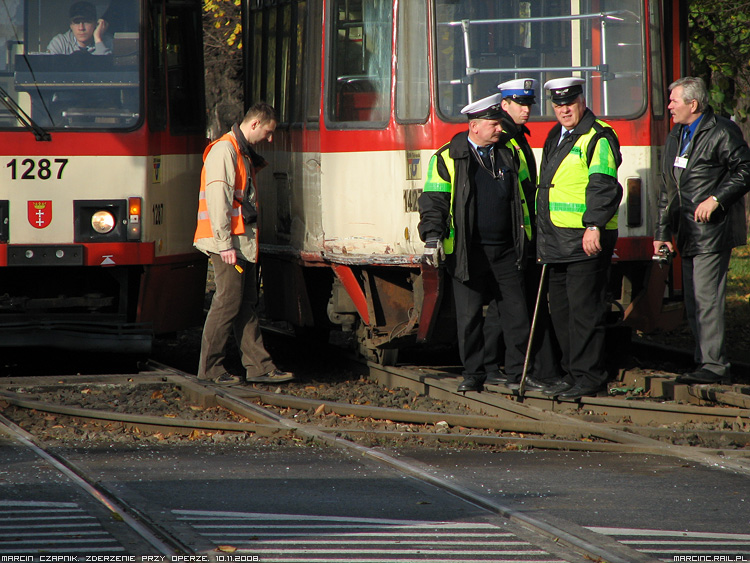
[
  {"xmin": 491, "ymin": 78, "xmax": 564, "ymax": 388},
  {"xmin": 418, "ymin": 93, "xmax": 539, "ymax": 393},
  {"xmin": 536, "ymin": 77, "xmax": 622, "ymax": 400}
]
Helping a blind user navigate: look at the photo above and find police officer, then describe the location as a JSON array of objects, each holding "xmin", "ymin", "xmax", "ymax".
[
  {"xmin": 418, "ymin": 93, "xmax": 533, "ymax": 393},
  {"xmin": 536, "ymin": 78, "xmax": 622, "ymax": 399},
  {"xmin": 483, "ymin": 79, "xmax": 551, "ymax": 388},
  {"xmin": 493, "ymin": 78, "xmax": 565, "ymax": 388}
]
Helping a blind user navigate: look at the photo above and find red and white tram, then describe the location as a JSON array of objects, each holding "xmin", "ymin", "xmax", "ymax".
[
  {"xmin": 0, "ymin": 0, "xmax": 207, "ymax": 354},
  {"xmin": 245, "ymin": 0, "xmax": 688, "ymax": 363}
]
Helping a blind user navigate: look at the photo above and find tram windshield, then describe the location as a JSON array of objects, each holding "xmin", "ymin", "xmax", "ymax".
[
  {"xmin": 0, "ymin": 0, "xmax": 140, "ymax": 130},
  {"xmin": 434, "ymin": 0, "xmax": 645, "ymax": 120}
]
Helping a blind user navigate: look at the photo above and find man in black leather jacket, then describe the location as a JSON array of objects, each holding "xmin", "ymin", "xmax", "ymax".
[{"xmin": 655, "ymin": 76, "xmax": 750, "ymax": 384}]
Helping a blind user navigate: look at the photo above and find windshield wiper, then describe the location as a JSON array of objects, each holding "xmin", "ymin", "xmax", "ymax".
[{"xmin": 0, "ymin": 85, "xmax": 50, "ymax": 141}]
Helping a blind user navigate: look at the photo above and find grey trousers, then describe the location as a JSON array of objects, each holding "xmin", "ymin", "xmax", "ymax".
[
  {"xmin": 198, "ymin": 255, "xmax": 275, "ymax": 379},
  {"xmin": 682, "ymin": 249, "xmax": 731, "ymax": 377}
]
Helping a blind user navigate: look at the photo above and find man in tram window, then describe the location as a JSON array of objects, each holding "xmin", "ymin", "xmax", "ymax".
[
  {"xmin": 47, "ymin": 2, "xmax": 112, "ymax": 55},
  {"xmin": 418, "ymin": 93, "xmax": 549, "ymax": 394},
  {"xmin": 655, "ymin": 76, "xmax": 750, "ymax": 385},
  {"xmin": 194, "ymin": 102, "xmax": 295, "ymax": 386},
  {"xmin": 535, "ymin": 77, "xmax": 623, "ymax": 400}
]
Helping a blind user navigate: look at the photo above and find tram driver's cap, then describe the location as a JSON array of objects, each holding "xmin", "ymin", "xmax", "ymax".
[
  {"xmin": 497, "ymin": 78, "xmax": 538, "ymax": 105},
  {"xmin": 460, "ymin": 93, "xmax": 504, "ymax": 120},
  {"xmin": 69, "ymin": 1, "xmax": 97, "ymax": 23},
  {"xmin": 544, "ymin": 77, "xmax": 585, "ymax": 105}
]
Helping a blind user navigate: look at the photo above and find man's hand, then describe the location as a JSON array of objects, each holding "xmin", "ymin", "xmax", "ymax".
[
  {"xmin": 422, "ymin": 238, "xmax": 445, "ymax": 268},
  {"xmin": 219, "ymin": 248, "xmax": 237, "ymax": 265},
  {"xmin": 653, "ymin": 240, "xmax": 674, "ymax": 255},
  {"xmin": 582, "ymin": 227, "xmax": 602, "ymax": 256},
  {"xmin": 94, "ymin": 19, "xmax": 109, "ymax": 43},
  {"xmin": 694, "ymin": 196, "xmax": 720, "ymax": 223}
]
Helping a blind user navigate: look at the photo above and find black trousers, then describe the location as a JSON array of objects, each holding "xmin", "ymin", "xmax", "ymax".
[
  {"xmin": 451, "ymin": 245, "xmax": 529, "ymax": 379},
  {"xmin": 547, "ymin": 254, "xmax": 611, "ymax": 387}
]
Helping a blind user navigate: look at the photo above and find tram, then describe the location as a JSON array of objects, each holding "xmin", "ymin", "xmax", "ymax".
[
  {"xmin": 0, "ymin": 0, "xmax": 207, "ymax": 354},
  {"xmin": 244, "ymin": 0, "xmax": 689, "ymax": 363}
]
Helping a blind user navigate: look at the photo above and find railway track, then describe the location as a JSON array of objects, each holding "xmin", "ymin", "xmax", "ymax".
[{"xmin": 0, "ymin": 357, "xmax": 748, "ymax": 560}]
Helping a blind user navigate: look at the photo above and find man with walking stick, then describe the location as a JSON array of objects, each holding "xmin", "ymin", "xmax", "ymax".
[{"xmin": 536, "ymin": 77, "xmax": 623, "ymax": 400}]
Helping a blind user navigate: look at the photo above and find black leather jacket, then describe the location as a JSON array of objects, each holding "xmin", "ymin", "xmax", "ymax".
[{"xmin": 655, "ymin": 107, "xmax": 750, "ymax": 256}]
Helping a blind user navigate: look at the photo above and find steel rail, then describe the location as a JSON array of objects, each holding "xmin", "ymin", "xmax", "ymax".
[
  {"xmin": 365, "ymin": 362, "xmax": 750, "ymax": 475},
  {"xmin": 0, "ymin": 413, "xmax": 190, "ymax": 555},
  {"xmin": 209, "ymin": 386, "xmax": 659, "ymax": 563}
]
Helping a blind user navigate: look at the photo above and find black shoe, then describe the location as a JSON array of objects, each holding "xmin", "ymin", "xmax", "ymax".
[
  {"xmin": 485, "ymin": 370, "xmax": 510, "ymax": 385},
  {"xmin": 675, "ymin": 369, "xmax": 723, "ymax": 384},
  {"xmin": 557, "ymin": 382, "xmax": 602, "ymax": 400},
  {"xmin": 457, "ymin": 377, "xmax": 484, "ymax": 393},
  {"xmin": 505, "ymin": 376, "xmax": 548, "ymax": 391},
  {"xmin": 542, "ymin": 381, "xmax": 573, "ymax": 396}
]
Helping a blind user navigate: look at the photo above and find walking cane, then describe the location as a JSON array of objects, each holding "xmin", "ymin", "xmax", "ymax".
[{"xmin": 518, "ymin": 263, "xmax": 548, "ymax": 398}]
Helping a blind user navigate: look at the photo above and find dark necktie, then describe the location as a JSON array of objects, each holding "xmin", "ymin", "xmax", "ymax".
[
  {"xmin": 477, "ymin": 146, "xmax": 493, "ymax": 170},
  {"xmin": 558, "ymin": 130, "xmax": 571, "ymax": 146},
  {"xmin": 680, "ymin": 128, "xmax": 692, "ymax": 154}
]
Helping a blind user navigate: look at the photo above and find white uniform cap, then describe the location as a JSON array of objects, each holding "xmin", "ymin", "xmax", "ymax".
[
  {"xmin": 497, "ymin": 78, "xmax": 538, "ymax": 105},
  {"xmin": 460, "ymin": 93, "xmax": 504, "ymax": 120},
  {"xmin": 544, "ymin": 77, "xmax": 585, "ymax": 105}
]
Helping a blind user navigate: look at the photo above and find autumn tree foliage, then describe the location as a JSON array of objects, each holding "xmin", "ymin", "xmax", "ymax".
[{"xmin": 203, "ymin": 0, "xmax": 244, "ymax": 139}]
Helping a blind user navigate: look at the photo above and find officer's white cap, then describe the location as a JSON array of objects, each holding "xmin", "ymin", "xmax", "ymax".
[
  {"xmin": 544, "ymin": 77, "xmax": 585, "ymax": 105},
  {"xmin": 497, "ymin": 78, "xmax": 537, "ymax": 105},
  {"xmin": 460, "ymin": 93, "xmax": 504, "ymax": 120}
]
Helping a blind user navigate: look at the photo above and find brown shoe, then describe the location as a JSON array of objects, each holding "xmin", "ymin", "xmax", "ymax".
[{"xmin": 245, "ymin": 369, "xmax": 295, "ymax": 383}]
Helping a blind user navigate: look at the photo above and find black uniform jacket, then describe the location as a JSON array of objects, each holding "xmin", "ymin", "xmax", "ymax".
[
  {"xmin": 536, "ymin": 109, "xmax": 622, "ymax": 264},
  {"xmin": 655, "ymin": 107, "xmax": 750, "ymax": 257},
  {"xmin": 418, "ymin": 130, "xmax": 531, "ymax": 283}
]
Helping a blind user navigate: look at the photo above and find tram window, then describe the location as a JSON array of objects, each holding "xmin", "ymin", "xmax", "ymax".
[
  {"xmin": 434, "ymin": 0, "xmax": 647, "ymax": 121},
  {"xmin": 3, "ymin": 0, "xmax": 142, "ymax": 130},
  {"xmin": 395, "ymin": 0, "xmax": 428, "ymax": 122},
  {"xmin": 648, "ymin": 0, "xmax": 664, "ymax": 118},
  {"xmin": 327, "ymin": 0, "xmax": 391, "ymax": 126},
  {"xmin": 304, "ymin": 0, "xmax": 322, "ymax": 125},
  {"xmin": 164, "ymin": 3, "xmax": 205, "ymax": 135}
]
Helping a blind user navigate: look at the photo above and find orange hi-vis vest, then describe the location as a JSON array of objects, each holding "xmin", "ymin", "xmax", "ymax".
[{"xmin": 194, "ymin": 132, "xmax": 252, "ymax": 241}]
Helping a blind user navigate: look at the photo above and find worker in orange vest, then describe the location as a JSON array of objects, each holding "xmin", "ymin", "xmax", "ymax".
[{"xmin": 194, "ymin": 102, "xmax": 294, "ymax": 385}]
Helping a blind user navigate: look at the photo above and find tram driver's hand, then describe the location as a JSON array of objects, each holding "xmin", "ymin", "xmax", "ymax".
[
  {"xmin": 94, "ymin": 18, "xmax": 109, "ymax": 44},
  {"xmin": 422, "ymin": 238, "xmax": 444, "ymax": 268}
]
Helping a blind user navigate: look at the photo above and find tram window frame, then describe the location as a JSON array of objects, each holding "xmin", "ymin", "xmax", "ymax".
[
  {"xmin": 395, "ymin": 0, "xmax": 429, "ymax": 124},
  {"xmin": 432, "ymin": 0, "xmax": 649, "ymax": 123},
  {"xmin": 648, "ymin": 0, "xmax": 665, "ymax": 119},
  {"xmin": 304, "ymin": 0, "xmax": 322, "ymax": 127},
  {"xmin": 148, "ymin": 2, "xmax": 167, "ymax": 132},
  {"xmin": 4, "ymin": 0, "xmax": 145, "ymax": 132},
  {"xmin": 164, "ymin": 1, "xmax": 205, "ymax": 136},
  {"xmin": 324, "ymin": 0, "xmax": 392, "ymax": 129}
]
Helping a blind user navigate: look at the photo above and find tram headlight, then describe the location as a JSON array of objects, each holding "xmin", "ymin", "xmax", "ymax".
[{"xmin": 91, "ymin": 210, "xmax": 116, "ymax": 234}]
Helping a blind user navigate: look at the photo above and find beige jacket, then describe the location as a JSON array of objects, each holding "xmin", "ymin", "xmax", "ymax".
[{"xmin": 193, "ymin": 134, "xmax": 258, "ymax": 262}]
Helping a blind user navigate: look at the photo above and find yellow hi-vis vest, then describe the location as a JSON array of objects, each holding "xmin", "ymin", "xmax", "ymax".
[
  {"xmin": 548, "ymin": 122, "xmax": 619, "ymax": 230},
  {"xmin": 194, "ymin": 132, "xmax": 249, "ymax": 241},
  {"xmin": 423, "ymin": 141, "xmax": 532, "ymax": 254}
]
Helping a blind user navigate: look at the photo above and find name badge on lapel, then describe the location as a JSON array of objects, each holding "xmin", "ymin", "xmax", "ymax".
[{"xmin": 674, "ymin": 156, "xmax": 688, "ymax": 169}]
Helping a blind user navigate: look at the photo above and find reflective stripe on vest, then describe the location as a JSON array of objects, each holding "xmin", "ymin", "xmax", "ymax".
[
  {"xmin": 194, "ymin": 132, "xmax": 248, "ymax": 241},
  {"xmin": 548, "ymin": 121, "xmax": 618, "ymax": 230},
  {"xmin": 423, "ymin": 141, "xmax": 532, "ymax": 254},
  {"xmin": 509, "ymin": 138, "xmax": 532, "ymax": 240}
]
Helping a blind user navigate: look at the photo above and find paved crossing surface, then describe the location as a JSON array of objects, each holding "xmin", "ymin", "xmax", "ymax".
[
  {"xmin": 590, "ymin": 527, "xmax": 750, "ymax": 561},
  {"xmin": 176, "ymin": 509, "xmax": 569, "ymax": 562},
  {"xmin": 0, "ymin": 500, "xmax": 126, "ymax": 554}
]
